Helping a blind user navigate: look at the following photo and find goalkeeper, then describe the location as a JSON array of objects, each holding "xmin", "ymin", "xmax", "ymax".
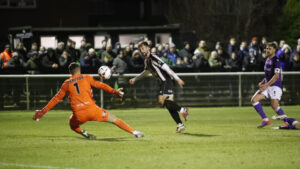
[{"xmin": 33, "ymin": 62, "xmax": 144, "ymax": 139}]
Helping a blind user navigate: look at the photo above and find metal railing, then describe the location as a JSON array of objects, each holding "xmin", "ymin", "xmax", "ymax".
[{"xmin": 0, "ymin": 72, "xmax": 299, "ymax": 110}]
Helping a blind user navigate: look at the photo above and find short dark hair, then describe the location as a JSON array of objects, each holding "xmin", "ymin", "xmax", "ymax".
[
  {"xmin": 267, "ymin": 42, "xmax": 277, "ymax": 50},
  {"xmin": 138, "ymin": 41, "xmax": 149, "ymax": 49},
  {"xmin": 68, "ymin": 62, "xmax": 80, "ymax": 73}
]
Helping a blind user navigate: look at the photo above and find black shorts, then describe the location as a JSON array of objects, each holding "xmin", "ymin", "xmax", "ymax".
[{"xmin": 158, "ymin": 78, "xmax": 174, "ymax": 96}]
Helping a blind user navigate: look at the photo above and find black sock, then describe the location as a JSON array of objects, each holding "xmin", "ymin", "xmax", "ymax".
[
  {"xmin": 164, "ymin": 100, "xmax": 181, "ymax": 111},
  {"xmin": 164, "ymin": 100, "xmax": 182, "ymax": 124}
]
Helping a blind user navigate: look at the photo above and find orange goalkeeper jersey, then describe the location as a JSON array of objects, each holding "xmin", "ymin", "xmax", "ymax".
[{"xmin": 41, "ymin": 74, "xmax": 114, "ymax": 113}]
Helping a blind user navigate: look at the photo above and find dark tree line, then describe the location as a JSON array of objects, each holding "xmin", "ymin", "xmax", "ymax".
[{"xmin": 164, "ymin": 0, "xmax": 286, "ymax": 44}]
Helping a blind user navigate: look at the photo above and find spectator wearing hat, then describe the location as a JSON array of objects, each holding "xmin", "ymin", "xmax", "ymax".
[
  {"xmin": 0, "ymin": 44, "xmax": 13, "ymax": 68},
  {"xmin": 6, "ymin": 52, "xmax": 26, "ymax": 73},
  {"xmin": 249, "ymin": 37, "xmax": 260, "ymax": 57},
  {"xmin": 112, "ymin": 42, "xmax": 122, "ymax": 55},
  {"xmin": 129, "ymin": 50, "xmax": 144, "ymax": 73},
  {"xmin": 161, "ymin": 50, "xmax": 175, "ymax": 68},
  {"xmin": 167, "ymin": 43, "xmax": 179, "ymax": 65},
  {"xmin": 243, "ymin": 48, "xmax": 257, "ymax": 71},
  {"xmin": 26, "ymin": 51, "xmax": 40, "ymax": 74}
]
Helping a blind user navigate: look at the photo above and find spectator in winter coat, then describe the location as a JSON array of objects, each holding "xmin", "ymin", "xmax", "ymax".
[
  {"xmin": 167, "ymin": 43, "xmax": 179, "ymax": 64},
  {"xmin": 129, "ymin": 50, "xmax": 144, "ymax": 73},
  {"xmin": 112, "ymin": 42, "xmax": 121, "ymax": 55},
  {"xmin": 194, "ymin": 40, "xmax": 210, "ymax": 60},
  {"xmin": 290, "ymin": 45, "xmax": 300, "ymax": 62},
  {"xmin": 6, "ymin": 52, "xmax": 26, "ymax": 73},
  {"xmin": 226, "ymin": 52, "xmax": 241, "ymax": 72},
  {"xmin": 101, "ymin": 44, "xmax": 115, "ymax": 66},
  {"xmin": 178, "ymin": 41, "xmax": 192, "ymax": 64},
  {"xmin": 289, "ymin": 53, "xmax": 300, "ymax": 71},
  {"xmin": 0, "ymin": 44, "xmax": 13, "ymax": 68},
  {"xmin": 228, "ymin": 37, "xmax": 239, "ymax": 57},
  {"xmin": 41, "ymin": 48, "xmax": 59, "ymax": 73},
  {"xmin": 208, "ymin": 51, "xmax": 222, "ymax": 72}
]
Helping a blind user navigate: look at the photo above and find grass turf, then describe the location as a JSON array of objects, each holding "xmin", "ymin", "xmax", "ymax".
[{"xmin": 0, "ymin": 106, "xmax": 300, "ymax": 169}]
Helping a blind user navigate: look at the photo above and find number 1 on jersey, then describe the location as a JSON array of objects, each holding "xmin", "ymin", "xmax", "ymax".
[{"xmin": 73, "ymin": 82, "xmax": 80, "ymax": 94}]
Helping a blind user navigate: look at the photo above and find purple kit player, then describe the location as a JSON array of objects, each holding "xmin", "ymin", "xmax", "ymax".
[
  {"xmin": 272, "ymin": 116, "xmax": 300, "ymax": 130},
  {"xmin": 251, "ymin": 42, "xmax": 287, "ymax": 128}
]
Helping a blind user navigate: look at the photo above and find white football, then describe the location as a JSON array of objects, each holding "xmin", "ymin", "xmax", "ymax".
[{"xmin": 98, "ymin": 66, "xmax": 112, "ymax": 80}]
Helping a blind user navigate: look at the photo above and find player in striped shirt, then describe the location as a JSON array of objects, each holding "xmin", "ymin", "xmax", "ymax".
[{"xmin": 129, "ymin": 42, "xmax": 189, "ymax": 133}]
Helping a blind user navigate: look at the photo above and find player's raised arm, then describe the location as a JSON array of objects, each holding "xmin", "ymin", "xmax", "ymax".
[
  {"xmin": 129, "ymin": 69, "xmax": 150, "ymax": 85},
  {"xmin": 33, "ymin": 81, "xmax": 68, "ymax": 121},
  {"xmin": 89, "ymin": 75, "xmax": 123, "ymax": 98}
]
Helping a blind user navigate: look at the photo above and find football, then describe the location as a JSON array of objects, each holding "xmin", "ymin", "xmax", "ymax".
[{"xmin": 98, "ymin": 66, "xmax": 112, "ymax": 80}]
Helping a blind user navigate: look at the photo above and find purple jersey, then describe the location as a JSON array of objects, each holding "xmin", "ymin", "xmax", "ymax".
[{"xmin": 264, "ymin": 56, "xmax": 282, "ymax": 88}]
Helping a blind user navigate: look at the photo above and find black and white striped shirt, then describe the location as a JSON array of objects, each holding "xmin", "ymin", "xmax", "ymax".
[{"xmin": 144, "ymin": 54, "xmax": 179, "ymax": 82}]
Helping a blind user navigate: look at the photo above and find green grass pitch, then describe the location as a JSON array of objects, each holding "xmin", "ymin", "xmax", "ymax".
[{"xmin": 0, "ymin": 106, "xmax": 300, "ymax": 169}]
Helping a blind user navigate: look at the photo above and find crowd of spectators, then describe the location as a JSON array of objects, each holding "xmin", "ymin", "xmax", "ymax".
[{"xmin": 1, "ymin": 37, "xmax": 300, "ymax": 74}]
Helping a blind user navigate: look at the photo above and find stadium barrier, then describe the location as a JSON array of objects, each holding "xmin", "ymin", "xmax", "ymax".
[{"xmin": 0, "ymin": 72, "xmax": 299, "ymax": 110}]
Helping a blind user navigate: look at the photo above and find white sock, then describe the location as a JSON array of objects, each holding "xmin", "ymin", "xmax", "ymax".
[
  {"xmin": 133, "ymin": 131, "xmax": 139, "ymax": 135},
  {"xmin": 263, "ymin": 118, "xmax": 269, "ymax": 121}
]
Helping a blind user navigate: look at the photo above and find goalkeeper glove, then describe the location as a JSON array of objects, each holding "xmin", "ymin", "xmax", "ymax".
[
  {"xmin": 33, "ymin": 109, "xmax": 46, "ymax": 121},
  {"xmin": 112, "ymin": 88, "xmax": 124, "ymax": 98}
]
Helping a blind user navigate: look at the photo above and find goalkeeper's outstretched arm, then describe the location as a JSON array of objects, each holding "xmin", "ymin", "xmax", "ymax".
[{"xmin": 33, "ymin": 81, "xmax": 68, "ymax": 121}]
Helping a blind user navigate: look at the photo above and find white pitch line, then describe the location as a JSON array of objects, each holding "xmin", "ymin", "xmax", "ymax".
[{"xmin": 0, "ymin": 162, "xmax": 80, "ymax": 169}]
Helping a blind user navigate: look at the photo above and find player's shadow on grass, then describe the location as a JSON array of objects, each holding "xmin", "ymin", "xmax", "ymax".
[
  {"xmin": 79, "ymin": 137, "xmax": 143, "ymax": 142},
  {"xmin": 182, "ymin": 132, "xmax": 219, "ymax": 137}
]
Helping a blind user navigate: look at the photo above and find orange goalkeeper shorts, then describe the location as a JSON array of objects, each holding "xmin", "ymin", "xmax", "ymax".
[{"xmin": 69, "ymin": 106, "xmax": 109, "ymax": 125}]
